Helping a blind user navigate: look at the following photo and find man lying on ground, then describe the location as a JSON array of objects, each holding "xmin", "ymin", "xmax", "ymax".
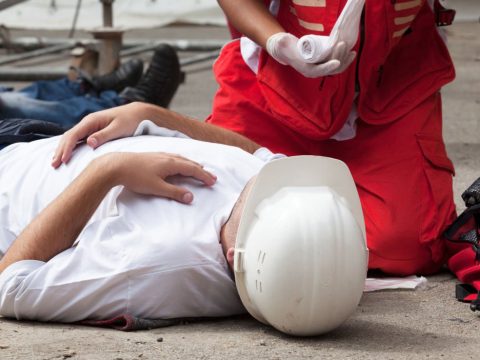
[
  {"xmin": 0, "ymin": 110, "xmax": 368, "ymax": 336},
  {"xmin": 51, "ymin": 100, "xmax": 480, "ymax": 315}
]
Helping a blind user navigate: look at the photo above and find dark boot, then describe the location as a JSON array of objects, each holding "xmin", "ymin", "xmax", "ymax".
[
  {"xmin": 119, "ymin": 44, "xmax": 181, "ymax": 108},
  {"xmin": 89, "ymin": 58, "xmax": 144, "ymax": 93}
]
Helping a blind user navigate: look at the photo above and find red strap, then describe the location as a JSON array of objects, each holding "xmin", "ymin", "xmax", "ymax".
[
  {"xmin": 464, "ymin": 294, "xmax": 477, "ymax": 302},
  {"xmin": 448, "ymin": 247, "xmax": 480, "ymax": 310},
  {"xmin": 434, "ymin": 0, "xmax": 456, "ymax": 26}
]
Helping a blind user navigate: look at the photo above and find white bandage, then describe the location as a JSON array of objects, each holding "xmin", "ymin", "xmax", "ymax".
[
  {"xmin": 298, "ymin": 0, "xmax": 365, "ymax": 64},
  {"xmin": 266, "ymin": 32, "xmax": 341, "ymax": 78},
  {"xmin": 297, "ymin": 35, "xmax": 332, "ymax": 64}
]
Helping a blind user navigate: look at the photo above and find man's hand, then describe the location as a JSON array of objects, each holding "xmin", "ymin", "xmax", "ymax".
[
  {"xmin": 0, "ymin": 151, "xmax": 216, "ymax": 274},
  {"xmin": 52, "ymin": 102, "xmax": 150, "ymax": 168},
  {"xmin": 266, "ymin": 32, "xmax": 356, "ymax": 78},
  {"xmin": 109, "ymin": 152, "xmax": 217, "ymax": 204},
  {"xmin": 52, "ymin": 102, "xmax": 261, "ymax": 169}
]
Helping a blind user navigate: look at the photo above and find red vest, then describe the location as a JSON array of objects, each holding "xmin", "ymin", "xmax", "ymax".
[{"xmin": 255, "ymin": 0, "xmax": 455, "ymax": 140}]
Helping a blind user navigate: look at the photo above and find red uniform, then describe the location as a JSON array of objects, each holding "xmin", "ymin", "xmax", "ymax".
[{"xmin": 207, "ymin": 1, "xmax": 462, "ymax": 275}]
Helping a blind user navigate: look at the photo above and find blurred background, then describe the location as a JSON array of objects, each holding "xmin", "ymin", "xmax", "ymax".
[
  {"xmin": 0, "ymin": 0, "xmax": 477, "ymax": 191},
  {"xmin": 0, "ymin": 0, "xmax": 477, "ymax": 195},
  {"xmin": 0, "ymin": 0, "xmax": 477, "ymax": 29}
]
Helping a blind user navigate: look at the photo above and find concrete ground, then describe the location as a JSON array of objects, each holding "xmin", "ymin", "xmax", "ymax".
[{"xmin": 0, "ymin": 21, "xmax": 479, "ymax": 360}]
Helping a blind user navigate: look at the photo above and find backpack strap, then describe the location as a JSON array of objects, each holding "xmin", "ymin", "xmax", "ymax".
[{"xmin": 434, "ymin": 0, "xmax": 456, "ymax": 26}]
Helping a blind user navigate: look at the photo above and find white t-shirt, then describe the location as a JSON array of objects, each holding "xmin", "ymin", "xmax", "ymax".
[{"xmin": 0, "ymin": 131, "xmax": 270, "ymax": 322}]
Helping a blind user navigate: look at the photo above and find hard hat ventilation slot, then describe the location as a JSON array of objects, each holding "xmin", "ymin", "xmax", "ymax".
[
  {"xmin": 255, "ymin": 251, "xmax": 266, "ymax": 293},
  {"xmin": 257, "ymin": 250, "xmax": 267, "ymax": 264},
  {"xmin": 255, "ymin": 280, "xmax": 263, "ymax": 293}
]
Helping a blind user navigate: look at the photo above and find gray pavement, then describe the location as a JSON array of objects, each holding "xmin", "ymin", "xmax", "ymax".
[{"xmin": 0, "ymin": 22, "xmax": 480, "ymax": 360}]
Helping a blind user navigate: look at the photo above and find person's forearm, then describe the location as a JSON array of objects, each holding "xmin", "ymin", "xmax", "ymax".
[
  {"xmin": 140, "ymin": 103, "xmax": 262, "ymax": 154},
  {"xmin": 218, "ymin": 0, "xmax": 284, "ymax": 48},
  {"xmin": 0, "ymin": 157, "xmax": 117, "ymax": 274}
]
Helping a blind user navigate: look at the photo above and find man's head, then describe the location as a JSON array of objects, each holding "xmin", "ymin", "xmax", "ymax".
[
  {"xmin": 220, "ymin": 177, "xmax": 255, "ymax": 270},
  {"xmin": 222, "ymin": 156, "xmax": 368, "ymax": 337}
]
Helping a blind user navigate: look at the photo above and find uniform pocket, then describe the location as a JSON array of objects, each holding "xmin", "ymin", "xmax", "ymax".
[
  {"xmin": 417, "ymin": 134, "xmax": 455, "ymax": 175},
  {"xmin": 256, "ymin": 52, "xmax": 355, "ymax": 140}
]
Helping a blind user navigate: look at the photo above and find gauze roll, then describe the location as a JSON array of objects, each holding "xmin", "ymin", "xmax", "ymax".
[
  {"xmin": 298, "ymin": 0, "xmax": 365, "ymax": 63},
  {"xmin": 266, "ymin": 32, "xmax": 342, "ymax": 78},
  {"xmin": 298, "ymin": 35, "xmax": 332, "ymax": 64}
]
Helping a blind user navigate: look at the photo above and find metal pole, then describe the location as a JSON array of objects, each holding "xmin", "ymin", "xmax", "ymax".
[
  {"xmin": 0, "ymin": 37, "xmax": 227, "ymax": 51},
  {"xmin": 91, "ymin": 0, "xmax": 122, "ymax": 74},
  {"xmin": 122, "ymin": 45, "xmax": 220, "ymax": 66},
  {"xmin": 0, "ymin": 43, "xmax": 74, "ymax": 66},
  {"xmin": 0, "ymin": 0, "xmax": 28, "ymax": 11},
  {"xmin": 90, "ymin": 28, "xmax": 123, "ymax": 74},
  {"xmin": 100, "ymin": 0, "xmax": 114, "ymax": 27},
  {"xmin": 180, "ymin": 50, "xmax": 220, "ymax": 67},
  {"xmin": 120, "ymin": 43, "xmax": 163, "ymax": 57},
  {"xmin": 68, "ymin": 0, "xmax": 83, "ymax": 38},
  {"xmin": 0, "ymin": 67, "xmax": 66, "ymax": 81},
  {"xmin": 0, "ymin": 52, "xmax": 222, "ymax": 81}
]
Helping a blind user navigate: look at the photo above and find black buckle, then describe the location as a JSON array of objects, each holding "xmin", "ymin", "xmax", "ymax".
[
  {"xmin": 471, "ymin": 292, "xmax": 480, "ymax": 312},
  {"xmin": 455, "ymin": 284, "xmax": 480, "ymax": 312},
  {"xmin": 456, "ymin": 283, "xmax": 476, "ymax": 302}
]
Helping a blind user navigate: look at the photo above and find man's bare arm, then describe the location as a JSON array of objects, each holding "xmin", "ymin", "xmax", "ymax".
[
  {"xmin": 52, "ymin": 102, "xmax": 261, "ymax": 168},
  {"xmin": 0, "ymin": 152, "xmax": 216, "ymax": 274},
  {"xmin": 140, "ymin": 103, "xmax": 260, "ymax": 153},
  {"xmin": 217, "ymin": 0, "xmax": 284, "ymax": 48}
]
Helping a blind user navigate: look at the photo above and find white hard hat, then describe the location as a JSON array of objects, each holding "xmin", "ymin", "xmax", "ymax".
[{"xmin": 234, "ymin": 156, "xmax": 368, "ymax": 336}]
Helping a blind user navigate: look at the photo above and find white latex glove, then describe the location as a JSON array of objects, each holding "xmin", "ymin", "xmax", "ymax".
[{"xmin": 266, "ymin": 32, "xmax": 341, "ymax": 78}]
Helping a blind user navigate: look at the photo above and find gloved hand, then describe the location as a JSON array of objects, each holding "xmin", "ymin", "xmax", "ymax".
[{"xmin": 266, "ymin": 32, "xmax": 356, "ymax": 78}]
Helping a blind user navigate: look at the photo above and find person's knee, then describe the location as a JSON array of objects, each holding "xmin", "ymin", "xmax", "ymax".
[{"xmin": 366, "ymin": 212, "xmax": 445, "ymax": 275}]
